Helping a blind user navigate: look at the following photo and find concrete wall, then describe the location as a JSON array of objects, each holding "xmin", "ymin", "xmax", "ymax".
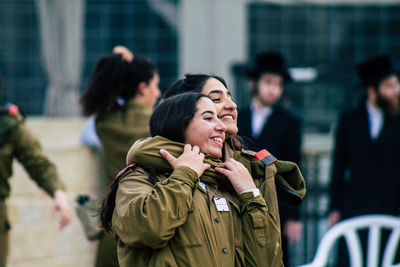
[
  {"xmin": 7, "ymin": 118, "xmax": 103, "ymax": 267},
  {"xmin": 179, "ymin": 0, "xmax": 247, "ymax": 98}
]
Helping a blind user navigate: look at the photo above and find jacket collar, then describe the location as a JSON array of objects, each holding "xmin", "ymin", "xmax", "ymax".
[{"xmin": 126, "ymin": 136, "xmax": 234, "ymax": 190}]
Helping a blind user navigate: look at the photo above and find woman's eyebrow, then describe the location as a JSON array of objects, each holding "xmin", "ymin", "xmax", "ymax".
[
  {"xmin": 208, "ymin": 90, "xmax": 231, "ymax": 96},
  {"xmin": 201, "ymin": 110, "xmax": 214, "ymax": 116},
  {"xmin": 207, "ymin": 90, "xmax": 223, "ymax": 95}
]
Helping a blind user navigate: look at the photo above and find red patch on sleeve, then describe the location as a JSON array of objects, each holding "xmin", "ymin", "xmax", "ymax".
[
  {"xmin": 8, "ymin": 105, "xmax": 18, "ymax": 115},
  {"xmin": 254, "ymin": 149, "xmax": 271, "ymax": 160}
]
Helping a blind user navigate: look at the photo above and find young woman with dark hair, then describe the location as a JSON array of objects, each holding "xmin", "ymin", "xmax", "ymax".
[
  {"xmin": 101, "ymin": 92, "xmax": 280, "ymax": 266},
  {"xmin": 164, "ymin": 74, "xmax": 243, "ymax": 150},
  {"xmin": 80, "ymin": 50, "xmax": 160, "ymax": 267},
  {"xmin": 162, "ymin": 74, "xmax": 306, "ymax": 266},
  {"xmin": 149, "ymin": 93, "xmax": 203, "ymax": 143},
  {"xmin": 81, "ymin": 54, "xmax": 158, "ymax": 118}
]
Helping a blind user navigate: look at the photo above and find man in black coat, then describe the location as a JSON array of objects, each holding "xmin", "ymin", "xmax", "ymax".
[
  {"xmin": 237, "ymin": 51, "xmax": 302, "ymax": 266},
  {"xmin": 328, "ymin": 54, "xmax": 400, "ymax": 265}
]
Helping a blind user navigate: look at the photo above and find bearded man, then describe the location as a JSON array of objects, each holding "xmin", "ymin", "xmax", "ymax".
[{"xmin": 328, "ymin": 54, "xmax": 400, "ymax": 265}]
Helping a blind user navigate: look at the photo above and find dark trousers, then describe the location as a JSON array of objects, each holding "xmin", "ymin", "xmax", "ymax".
[{"xmin": 282, "ymin": 234, "xmax": 289, "ymax": 266}]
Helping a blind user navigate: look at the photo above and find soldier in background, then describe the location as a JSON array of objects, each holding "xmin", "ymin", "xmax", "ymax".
[{"xmin": 0, "ymin": 74, "xmax": 71, "ymax": 267}]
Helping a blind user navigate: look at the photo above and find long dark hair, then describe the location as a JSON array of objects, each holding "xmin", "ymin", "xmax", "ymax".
[
  {"xmin": 80, "ymin": 54, "xmax": 157, "ymax": 118},
  {"xmin": 100, "ymin": 92, "xmax": 207, "ymax": 232},
  {"xmin": 164, "ymin": 74, "xmax": 227, "ymax": 98},
  {"xmin": 163, "ymin": 73, "xmax": 243, "ymax": 150}
]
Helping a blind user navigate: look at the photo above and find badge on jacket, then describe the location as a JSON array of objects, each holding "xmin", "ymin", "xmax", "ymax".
[{"xmin": 214, "ymin": 197, "xmax": 229, "ymax": 212}]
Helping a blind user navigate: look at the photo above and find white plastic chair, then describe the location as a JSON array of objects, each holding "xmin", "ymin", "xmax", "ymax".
[{"xmin": 298, "ymin": 215, "xmax": 400, "ymax": 267}]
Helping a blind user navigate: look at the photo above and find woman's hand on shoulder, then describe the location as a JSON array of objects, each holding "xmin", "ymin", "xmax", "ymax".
[
  {"xmin": 215, "ymin": 158, "xmax": 257, "ymax": 195},
  {"xmin": 160, "ymin": 144, "xmax": 210, "ymax": 177}
]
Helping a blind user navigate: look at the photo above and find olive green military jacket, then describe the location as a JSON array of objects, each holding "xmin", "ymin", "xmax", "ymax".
[
  {"xmin": 112, "ymin": 136, "xmax": 282, "ymax": 267},
  {"xmin": 96, "ymin": 102, "xmax": 152, "ymax": 186},
  {"xmin": 224, "ymin": 144, "xmax": 306, "ymax": 266},
  {"xmin": 0, "ymin": 108, "xmax": 65, "ymax": 200}
]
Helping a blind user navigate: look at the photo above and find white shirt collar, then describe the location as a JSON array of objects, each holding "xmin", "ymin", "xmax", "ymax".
[
  {"xmin": 199, "ymin": 181, "xmax": 206, "ymax": 191},
  {"xmin": 250, "ymin": 101, "xmax": 273, "ymax": 137},
  {"xmin": 366, "ymin": 101, "xmax": 384, "ymax": 140}
]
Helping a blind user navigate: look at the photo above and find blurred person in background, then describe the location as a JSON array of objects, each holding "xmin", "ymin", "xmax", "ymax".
[
  {"xmin": 0, "ymin": 74, "xmax": 71, "ymax": 267},
  {"xmin": 80, "ymin": 46, "xmax": 160, "ymax": 267},
  {"xmin": 79, "ymin": 46, "xmax": 135, "ymax": 151},
  {"xmin": 328, "ymin": 54, "xmax": 400, "ymax": 266},
  {"xmin": 237, "ymin": 51, "xmax": 303, "ymax": 266}
]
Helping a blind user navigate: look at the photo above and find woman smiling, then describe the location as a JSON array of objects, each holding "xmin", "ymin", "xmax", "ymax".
[
  {"xmin": 100, "ymin": 92, "xmax": 272, "ymax": 266},
  {"xmin": 164, "ymin": 74, "xmax": 306, "ymax": 266}
]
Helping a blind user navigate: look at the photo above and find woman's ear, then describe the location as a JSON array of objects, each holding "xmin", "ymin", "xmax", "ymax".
[{"xmin": 137, "ymin": 81, "xmax": 148, "ymax": 96}]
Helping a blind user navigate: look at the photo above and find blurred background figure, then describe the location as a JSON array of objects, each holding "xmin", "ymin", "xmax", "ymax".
[
  {"xmin": 0, "ymin": 74, "xmax": 71, "ymax": 267},
  {"xmin": 237, "ymin": 51, "xmax": 303, "ymax": 266},
  {"xmin": 328, "ymin": 54, "xmax": 400, "ymax": 266},
  {"xmin": 80, "ymin": 47, "xmax": 160, "ymax": 267}
]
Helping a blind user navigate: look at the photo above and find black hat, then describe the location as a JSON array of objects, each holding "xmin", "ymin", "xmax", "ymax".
[
  {"xmin": 356, "ymin": 54, "xmax": 397, "ymax": 87},
  {"xmin": 246, "ymin": 51, "xmax": 291, "ymax": 82}
]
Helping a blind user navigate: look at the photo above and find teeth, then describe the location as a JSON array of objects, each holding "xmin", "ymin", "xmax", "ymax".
[
  {"xmin": 220, "ymin": 115, "xmax": 233, "ymax": 119},
  {"xmin": 212, "ymin": 137, "xmax": 223, "ymax": 143}
]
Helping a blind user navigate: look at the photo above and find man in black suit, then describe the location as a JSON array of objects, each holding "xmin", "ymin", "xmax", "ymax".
[
  {"xmin": 328, "ymin": 54, "xmax": 400, "ymax": 265},
  {"xmin": 237, "ymin": 51, "xmax": 302, "ymax": 266}
]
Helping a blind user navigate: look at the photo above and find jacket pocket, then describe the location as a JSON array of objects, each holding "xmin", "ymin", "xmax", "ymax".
[
  {"xmin": 249, "ymin": 212, "xmax": 267, "ymax": 247},
  {"xmin": 249, "ymin": 209, "xmax": 280, "ymax": 248},
  {"xmin": 173, "ymin": 201, "xmax": 204, "ymax": 247}
]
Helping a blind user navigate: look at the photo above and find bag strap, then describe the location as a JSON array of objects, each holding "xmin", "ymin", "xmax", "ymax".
[{"xmin": 114, "ymin": 163, "xmax": 136, "ymax": 181}]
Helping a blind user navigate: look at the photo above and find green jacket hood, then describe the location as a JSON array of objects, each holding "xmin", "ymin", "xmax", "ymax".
[
  {"xmin": 249, "ymin": 156, "xmax": 306, "ymax": 205},
  {"xmin": 275, "ymin": 160, "xmax": 306, "ymax": 205}
]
